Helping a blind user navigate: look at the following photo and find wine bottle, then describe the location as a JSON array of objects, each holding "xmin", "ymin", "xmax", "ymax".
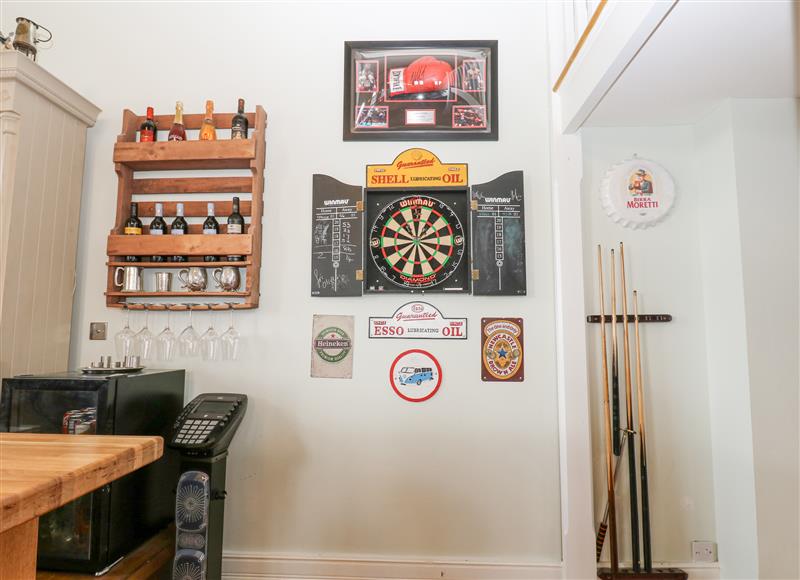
[
  {"xmin": 227, "ymin": 196, "xmax": 244, "ymax": 261},
  {"xmin": 123, "ymin": 202, "xmax": 142, "ymax": 262},
  {"xmin": 139, "ymin": 106, "xmax": 157, "ymax": 142},
  {"xmin": 231, "ymin": 98, "xmax": 248, "ymax": 140},
  {"xmin": 199, "ymin": 100, "xmax": 217, "ymax": 141},
  {"xmin": 168, "ymin": 101, "xmax": 186, "ymax": 142},
  {"xmin": 202, "ymin": 202, "xmax": 220, "ymax": 262},
  {"xmin": 170, "ymin": 202, "xmax": 188, "ymax": 262},
  {"xmin": 149, "ymin": 202, "xmax": 168, "ymax": 262}
]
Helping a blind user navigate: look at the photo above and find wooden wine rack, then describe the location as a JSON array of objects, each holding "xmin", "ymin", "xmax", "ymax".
[{"xmin": 105, "ymin": 106, "xmax": 267, "ymax": 311}]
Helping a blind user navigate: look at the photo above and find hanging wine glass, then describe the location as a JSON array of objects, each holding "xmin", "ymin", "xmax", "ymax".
[
  {"xmin": 133, "ymin": 304, "xmax": 154, "ymax": 361},
  {"xmin": 220, "ymin": 303, "xmax": 240, "ymax": 361},
  {"xmin": 200, "ymin": 305, "xmax": 221, "ymax": 361},
  {"xmin": 157, "ymin": 305, "xmax": 178, "ymax": 361},
  {"xmin": 114, "ymin": 303, "xmax": 135, "ymax": 359},
  {"xmin": 179, "ymin": 305, "xmax": 200, "ymax": 357}
]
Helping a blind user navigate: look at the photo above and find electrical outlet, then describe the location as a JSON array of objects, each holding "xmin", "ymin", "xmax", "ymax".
[
  {"xmin": 692, "ymin": 540, "xmax": 717, "ymax": 563},
  {"xmin": 89, "ymin": 322, "xmax": 107, "ymax": 340}
]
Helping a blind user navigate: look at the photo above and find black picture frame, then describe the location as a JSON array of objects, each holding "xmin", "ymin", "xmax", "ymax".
[{"xmin": 343, "ymin": 40, "xmax": 498, "ymax": 141}]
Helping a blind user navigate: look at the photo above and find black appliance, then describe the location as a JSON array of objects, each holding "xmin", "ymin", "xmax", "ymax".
[
  {"xmin": 168, "ymin": 393, "xmax": 247, "ymax": 579},
  {"xmin": 0, "ymin": 369, "xmax": 185, "ymax": 574}
]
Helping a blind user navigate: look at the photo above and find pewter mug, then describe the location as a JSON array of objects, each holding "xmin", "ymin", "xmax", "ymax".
[
  {"xmin": 155, "ymin": 272, "xmax": 173, "ymax": 292},
  {"xmin": 178, "ymin": 267, "xmax": 207, "ymax": 291},
  {"xmin": 114, "ymin": 266, "xmax": 142, "ymax": 293},
  {"xmin": 213, "ymin": 267, "xmax": 240, "ymax": 292}
]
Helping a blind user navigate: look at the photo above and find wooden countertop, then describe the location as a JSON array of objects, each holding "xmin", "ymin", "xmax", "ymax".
[{"xmin": 0, "ymin": 433, "xmax": 163, "ymax": 533}]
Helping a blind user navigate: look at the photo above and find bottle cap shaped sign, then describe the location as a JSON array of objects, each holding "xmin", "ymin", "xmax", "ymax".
[{"xmin": 600, "ymin": 158, "xmax": 675, "ymax": 229}]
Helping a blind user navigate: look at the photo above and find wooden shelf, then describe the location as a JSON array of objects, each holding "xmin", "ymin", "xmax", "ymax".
[
  {"xmin": 107, "ymin": 234, "xmax": 252, "ymax": 257},
  {"xmin": 114, "ymin": 139, "xmax": 256, "ymax": 171},
  {"xmin": 112, "ymin": 302, "xmax": 254, "ymax": 311},
  {"xmin": 106, "ymin": 106, "xmax": 266, "ymax": 310},
  {"xmin": 132, "ymin": 176, "xmax": 252, "ymax": 195},
  {"xmin": 107, "ymin": 260, "xmax": 251, "ymax": 268}
]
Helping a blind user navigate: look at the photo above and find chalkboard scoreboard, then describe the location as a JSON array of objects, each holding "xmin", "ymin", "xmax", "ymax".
[
  {"xmin": 311, "ymin": 174, "xmax": 363, "ymax": 297},
  {"xmin": 470, "ymin": 171, "xmax": 526, "ymax": 295}
]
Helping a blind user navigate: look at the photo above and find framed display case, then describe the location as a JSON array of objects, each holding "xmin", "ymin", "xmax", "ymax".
[{"xmin": 343, "ymin": 40, "xmax": 498, "ymax": 141}]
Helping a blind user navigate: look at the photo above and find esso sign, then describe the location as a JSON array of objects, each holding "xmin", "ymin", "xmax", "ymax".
[{"xmin": 372, "ymin": 325, "xmax": 405, "ymax": 337}]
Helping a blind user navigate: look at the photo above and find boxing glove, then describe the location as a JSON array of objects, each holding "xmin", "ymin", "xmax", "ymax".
[{"xmin": 389, "ymin": 56, "xmax": 453, "ymax": 98}]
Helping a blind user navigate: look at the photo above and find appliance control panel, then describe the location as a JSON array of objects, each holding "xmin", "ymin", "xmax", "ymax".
[{"xmin": 168, "ymin": 393, "xmax": 247, "ymax": 456}]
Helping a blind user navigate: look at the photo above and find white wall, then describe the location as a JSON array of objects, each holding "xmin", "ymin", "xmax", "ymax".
[
  {"xmin": 581, "ymin": 126, "xmax": 718, "ymax": 564},
  {"xmin": 727, "ymin": 99, "xmax": 799, "ymax": 580},
  {"xmin": 694, "ymin": 99, "xmax": 800, "ymax": 579},
  {"xmin": 6, "ymin": 1, "xmax": 563, "ymax": 564},
  {"xmin": 693, "ymin": 102, "xmax": 760, "ymax": 578}
]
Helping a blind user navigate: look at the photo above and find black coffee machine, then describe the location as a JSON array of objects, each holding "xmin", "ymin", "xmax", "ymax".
[{"xmin": 167, "ymin": 393, "xmax": 248, "ymax": 579}]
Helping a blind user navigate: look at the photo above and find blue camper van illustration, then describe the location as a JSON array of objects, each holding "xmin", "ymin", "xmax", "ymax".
[{"xmin": 397, "ymin": 366, "xmax": 434, "ymax": 386}]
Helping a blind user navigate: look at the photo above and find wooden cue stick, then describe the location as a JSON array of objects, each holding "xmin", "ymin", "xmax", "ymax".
[
  {"xmin": 634, "ymin": 290, "xmax": 653, "ymax": 571},
  {"xmin": 595, "ymin": 430, "xmax": 627, "ymax": 562},
  {"xmin": 610, "ymin": 250, "xmax": 622, "ymax": 457},
  {"xmin": 597, "ymin": 245, "xmax": 618, "ymax": 573},
  {"xmin": 620, "ymin": 242, "xmax": 641, "ymax": 571}
]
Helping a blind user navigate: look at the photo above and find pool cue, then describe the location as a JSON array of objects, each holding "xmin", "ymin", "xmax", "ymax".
[
  {"xmin": 595, "ymin": 430, "xmax": 627, "ymax": 562},
  {"xmin": 620, "ymin": 242, "xmax": 641, "ymax": 571},
  {"xmin": 610, "ymin": 249, "xmax": 621, "ymax": 456},
  {"xmin": 597, "ymin": 245, "xmax": 618, "ymax": 574},
  {"xmin": 634, "ymin": 290, "xmax": 653, "ymax": 571}
]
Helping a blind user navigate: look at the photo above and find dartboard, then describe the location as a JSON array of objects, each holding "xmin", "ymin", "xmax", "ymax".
[{"xmin": 369, "ymin": 195, "xmax": 465, "ymax": 290}]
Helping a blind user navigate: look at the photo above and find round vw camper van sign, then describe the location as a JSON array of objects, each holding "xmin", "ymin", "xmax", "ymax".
[{"xmin": 389, "ymin": 349, "xmax": 442, "ymax": 403}]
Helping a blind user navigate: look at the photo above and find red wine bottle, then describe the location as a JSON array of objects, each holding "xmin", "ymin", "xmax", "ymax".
[
  {"xmin": 149, "ymin": 202, "xmax": 167, "ymax": 262},
  {"xmin": 170, "ymin": 202, "xmax": 188, "ymax": 262},
  {"xmin": 139, "ymin": 106, "xmax": 157, "ymax": 142},
  {"xmin": 202, "ymin": 202, "xmax": 220, "ymax": 262},
  {"xmin": 231, "ymin": 99, "xmax": 248, "ymax": 140},
  {"xmin": 123, "ymin": 202, "xmax": 142, "ymax": 262},
  {"xmin": 227, "ymin": 196, "xmax": 244, "ymax": 261}
]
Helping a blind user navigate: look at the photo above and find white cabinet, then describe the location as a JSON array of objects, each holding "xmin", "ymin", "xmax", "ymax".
[{"xmin": 0, "ymin": 51, "xmax": 100, "ymax": 377}]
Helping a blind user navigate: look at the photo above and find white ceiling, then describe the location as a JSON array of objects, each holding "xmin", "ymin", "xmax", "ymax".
[{"xmin": 584, "ymin": 0, "xmax": 798, "ymax": 127}]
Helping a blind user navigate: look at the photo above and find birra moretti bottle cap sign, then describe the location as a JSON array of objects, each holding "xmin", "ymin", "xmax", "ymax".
[{"xmin": 600, "ymin": 158, "xmax": 675, "ymax": 229}]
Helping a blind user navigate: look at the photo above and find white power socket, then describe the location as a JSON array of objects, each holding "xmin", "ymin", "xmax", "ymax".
[{"xmin": 692, "ymin": 540, "xmax": 717, "ymax": 562}]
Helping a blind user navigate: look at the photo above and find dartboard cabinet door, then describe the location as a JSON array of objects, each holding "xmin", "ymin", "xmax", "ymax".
[
  {"xmin": 470, "ymin": 171, "xmax": 527, "ymax": 295},
  {"xmin": 311, "ymin": 174, "xmax": 364, "ymax": 297}
]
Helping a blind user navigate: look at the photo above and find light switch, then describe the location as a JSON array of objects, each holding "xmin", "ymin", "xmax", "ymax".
[{"xmin": 90, "ymin": 322, "xmax": 107, "ymax": 340}]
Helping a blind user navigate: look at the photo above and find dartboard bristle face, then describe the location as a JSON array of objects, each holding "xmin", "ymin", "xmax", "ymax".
[{"xmin": 367, "ymin": 194, "xmax": 466, "ymax": 291}]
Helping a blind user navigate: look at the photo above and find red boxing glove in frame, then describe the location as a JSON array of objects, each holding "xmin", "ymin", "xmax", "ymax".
[{"xmin": 389, "ymin": 56, "xmax": 453, "ymax": 98}]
